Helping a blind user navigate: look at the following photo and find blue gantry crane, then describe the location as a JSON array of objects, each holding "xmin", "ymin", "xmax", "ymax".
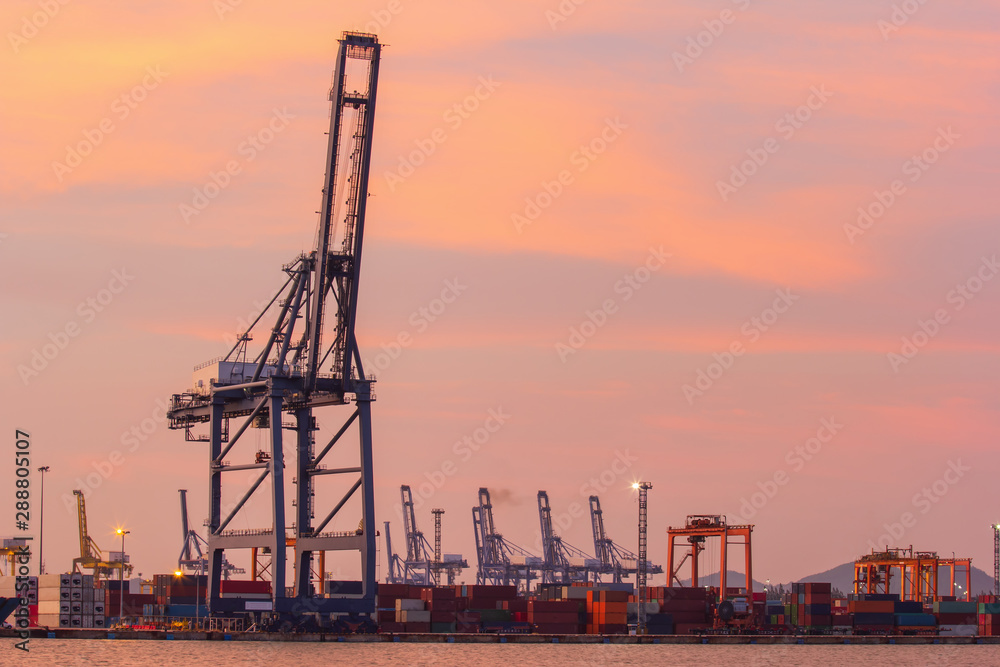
[
  {"xmin": 167, "ymin": 32, "xmax": 383, "ymax": 621},
  {"xmin": 384, "ymin": 486, "xmax": 468, "ymax": 586},
  {"xmin": 537, "ymin": 491, "xmax": 601, "ymax": 584},
  {"xmin": 589, "ymin": 495, "xmax": 663, "ymax": 583},
  {"xmin": 472, "ymin": 488, "xmax": 543, "ymax": 594}
]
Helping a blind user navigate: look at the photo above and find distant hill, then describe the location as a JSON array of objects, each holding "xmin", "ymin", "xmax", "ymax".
[
  {"xmin": 674, "ymin": 562, "xmax": 996, "ymax": 598},
  {"xmin": 781, "ymin": 561, "xmax": 996, "ymax": 597},
  {"xmin": 678, "ymin": 570, "xmax": 769, "ymax": 592}
]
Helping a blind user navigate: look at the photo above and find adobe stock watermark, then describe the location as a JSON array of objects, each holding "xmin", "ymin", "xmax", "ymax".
[
  {"xmin": 555, "ymin": 246, "xmax": 670, "ymax": 362},
  {"xmin": 8, "ymin": 0, "xmax": 72, "ymax": 54},
  {"xmin": 732, "ymin": 417, "xmax": 843, "ymax": 522},
  {"xmin": 887, "ymin": 254, "xmax": 998, "ymax": 372},
  {"xmin": 222, "ymin": 297, "xmax": 273, "ymax": 348},
  {"xmin": 394, "ymin": 407, "xmax": 511, "ymax": 515},
  {"xmin": 363, "ymin": 278, "xmax": 467, "ymax": 374},
  {"xmin": 384, "ymin": 76, "xmax": 501, "ymax": 192},
  {"xmin": 532, "ymin": 449, "xmax": 639, "ymax": 552},
  {"xmin": 844, "ymin": 126, "xmax": 959, "ymax": 244},
  {"xmin": 357, "ymin": 0, "xmax": 404, "ymax": 34},
  {"xmin": 17, "ymin": 269, "xmax": 135, "ymax": 385},
  {"xmin": 180, "ymin": 107, "xmax": 295, "ymax": 223},
  {"xmin": 51, "ymin": 66, "xmax": 169, "ymax": 183},
  {"xmin": 682, "ymin": 288, "xmax": 799, "ymax": 404},
  {"xmin": 717, "ymin": 85, "xmax": 834, "ymax": 202},
  {"xmin": 545, "ymin": 0, "xmax": 587, "ymax": 30},
  {"xmin": 512, "ymin": 117, "xmax": 627, "ymax": 234},
  {"xmin": 867, "ymin": 459, "xmax": 971, "ymax": 551},
  {"xmin": 877, "ymin": 0, "xmax": 931, "ymax": 40},
  {"xmin": 671, "ymin": 0, "xmax": 752, "ymax": 73},
  {"xmin": 58, "ymin": 396, "xmax": 170, "ymax": 510}
]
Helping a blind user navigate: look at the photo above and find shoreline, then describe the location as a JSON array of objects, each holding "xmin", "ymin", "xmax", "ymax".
[{"xmin": 4, "ymin": 629, "xmax": 999, "ymax": 645}]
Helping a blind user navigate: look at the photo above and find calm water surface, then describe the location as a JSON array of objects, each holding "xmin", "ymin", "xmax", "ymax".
[{"xmin": 7, "ymin": 640, "xmax": 1000, "ymax": 666}]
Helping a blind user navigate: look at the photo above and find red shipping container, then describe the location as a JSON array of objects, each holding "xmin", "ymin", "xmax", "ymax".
[
  {"xmin": 430, "ymin": 611, "xmax": 456, "ymax": 623},
  {"xmin": 377, "ymin": 610, "xmax": 395, "ymax": 622},
  {"xmin": 529, "ymin": 600, "xmax": 581, "ymax": 613},
  {"xmin": 598, "ymin": 590, "xmax": 630, "ymax": 603},
  {"xmin": 501, "ymin": 599, "xmax": 528, "ymax": 613},
  {"xmin": 455, "ymin": 622, "xmax": 479, "ymax": 633},
  {"xmin": 464, "ymin": 585, "xmax": 517, "ymax": 598},
  {"xmin": 426, "ymin": 599, "xmax": 457, "ymax": 612},
  {"xmin": 534, "ymin": 623, "xmax": 581, "ymax": 634},
  {"xmin": 467, "ymin": 598, "xmax": 500, "ymax": 610},
  {"xmin": 378, "ymin": 621, "xmax": 405, "ymax": 633},
  {"xmin": 378, "ymin": 584, "xmax": 411, "ymax": 597},
  {"xmin": 420, "ymin": 587, "xmax": 456, "ymax": 601},
  {"xmin": 662, "ymin": 587, "xmax": 710, "ymax": 601},
  {"xmin": 529, "ymin": 612, "xmax": 580, "ymax": 624}
]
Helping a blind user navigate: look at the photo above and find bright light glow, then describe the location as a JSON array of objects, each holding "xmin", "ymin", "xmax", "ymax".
[
  {"xmin": 632, "ymin": 482, "xmax": 640, "ymax": 490},
  {"xmin": 174, "ymin": 571, "xmax": 183, "ymax": 577},
  {"xmin": 116, "ymin": 528, "xmax": 123, "ymax": 535}
]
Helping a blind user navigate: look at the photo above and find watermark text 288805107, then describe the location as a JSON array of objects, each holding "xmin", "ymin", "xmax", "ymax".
[{"xmin": 13, "ymin": 429, "xmax": 33, "ymax": 652}]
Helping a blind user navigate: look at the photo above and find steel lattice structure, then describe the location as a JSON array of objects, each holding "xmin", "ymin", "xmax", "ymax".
[
  {"xmin": 167, "ymin": 32, "xmax": 382, "ymax": 619},
  {"xmin": 589, "ymin": 495, "xmax": 662, "ymax": 584}
]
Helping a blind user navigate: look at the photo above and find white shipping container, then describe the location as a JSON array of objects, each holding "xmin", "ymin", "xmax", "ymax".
[
  {"xmin": 939, "ymin": 625, "xmax": 978, "ymax": 637},
  {"xmin": 395, "ymin": 599, "xmax": 424, "ymax": 611},
  {"xmin": 37, "ymin": 588, "xmax": 60, "ymax": 602},
  {"xmin": 33, "ymin": 614, "xmax": 61, "ymax": 628},
  {"xmin": 37, "ymin": 574, "xmax": 62, "ymax": 588},
  {"xmin": 37, "ymin": 600, "xmax": 61, "ymax": 615},
  {"xmin": 563, "ymin": 587, "xmax": 589, "ymax": 600}
]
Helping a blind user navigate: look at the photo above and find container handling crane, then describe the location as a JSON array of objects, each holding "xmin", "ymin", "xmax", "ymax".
[
  {"xmin": 400, "ymin": 486, "xmax": 467, "ymax": 585},
  {"xmin": 472, "ymin": 488, "xmax": 542, "ymax": 595},
  {"xmin": 177, "ymin": 489, "xmax": 244, "ymax": 578},
  {"xmin": 589, "ymin": 495, "xmax": 663, "ymax": 583},
  {"xmin": 384, "ymin": 487, "xmax": 468, "ymax": 585},
  {"xmin": 537, "ymin": 491, "xmax": 600, "ymax": 583},
  {"xmin": 167, "ymin": 31, "xmax": 382, "ymax": 623},
  {"xmin": 71, "ymin": 490, "xmax": 132, "ymax": 580}
]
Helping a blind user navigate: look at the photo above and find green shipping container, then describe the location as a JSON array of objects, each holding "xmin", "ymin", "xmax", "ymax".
[
  {"xmin": 431, "ymin": 622, "xmax": 457, "ymax": 633},
  {"xmin": 979, "ymin": 603, "xmax": 1000, "ymax": 614}
]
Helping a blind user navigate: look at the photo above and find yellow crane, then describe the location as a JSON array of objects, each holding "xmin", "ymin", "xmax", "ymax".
[{"xmin": 72, "ymin": 490, "xmax": 132, "ymax": 579}]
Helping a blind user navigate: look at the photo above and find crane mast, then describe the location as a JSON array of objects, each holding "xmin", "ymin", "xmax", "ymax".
[
  {"xmin": 167, "ymin": 31, "xmax": 382, "ymax": 622},
  {"xmin": 71, "ymin": 490, "xmax": 131, "ymax": 579}
]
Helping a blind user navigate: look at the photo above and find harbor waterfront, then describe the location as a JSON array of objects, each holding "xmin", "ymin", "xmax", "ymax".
[
  {"xmin": 6, "ymin": 628, "xmax": 1000, "ymax": 644},
  {"xmin": 5, "ymin": 638, "xmax": 1000, "ymax": 667}
]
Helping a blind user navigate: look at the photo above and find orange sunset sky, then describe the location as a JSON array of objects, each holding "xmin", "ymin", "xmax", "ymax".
[{"xmin": 1, "ymin": 0, "xmax": 998, "ymax": 587}]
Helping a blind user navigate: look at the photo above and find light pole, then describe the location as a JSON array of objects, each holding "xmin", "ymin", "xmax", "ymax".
[
  {"xmin": 36, "ymin": 466, "xmax": 49, "ymax": 575},
  {"xmin": 116, "ymin": 529, "xmax": 129, "ymax": 626},
  {"xmin": 632, "ymin": 481, "xmax": 652, "ymax": 635},
  {"xmin": 176, "ymin": 569, "xmax": 201, "ymax": 630}
]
